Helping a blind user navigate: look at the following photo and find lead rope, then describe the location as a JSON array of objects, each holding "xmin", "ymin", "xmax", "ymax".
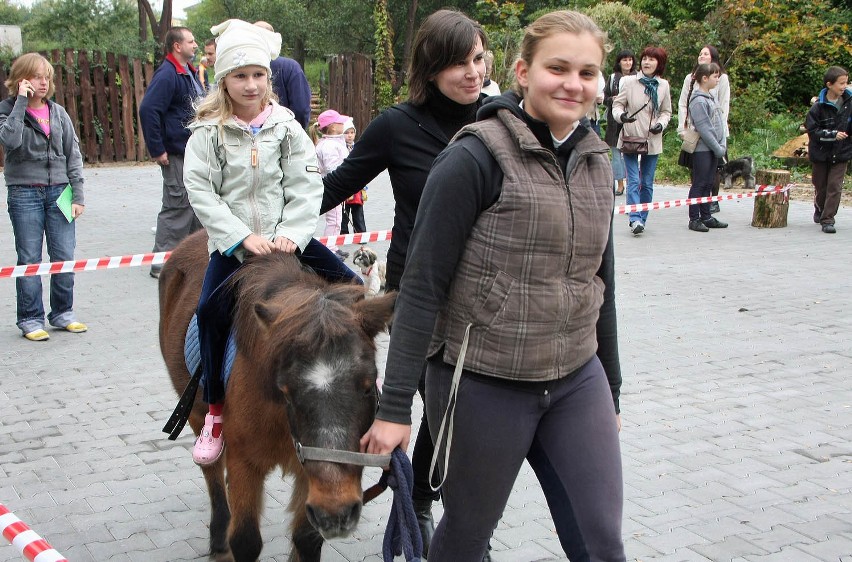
[
  {"xmin": 428, "ymin": 323, "xmax": 472, "ymax": 492},
  {"xmin": 381, "ymin": 448, "xmax": 423, "ymax": 562}
]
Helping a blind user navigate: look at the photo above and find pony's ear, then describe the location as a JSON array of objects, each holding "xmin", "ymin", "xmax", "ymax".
[
  {"xmin": 354, "ymin": 292, "xmax": 397, "ymax": 338},
  {"xmin": 254, "ymin": 302, "xmax": 278, "ymax": 331}
]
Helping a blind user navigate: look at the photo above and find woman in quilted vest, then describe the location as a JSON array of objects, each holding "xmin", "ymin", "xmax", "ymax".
[{"xmin": 361, "ymin": 10, "xmax": 626, "ymax": 561}]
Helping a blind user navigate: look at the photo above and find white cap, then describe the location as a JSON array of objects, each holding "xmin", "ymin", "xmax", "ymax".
[{"xmin": 211, "ymin": 19, "xmax": 281, "ymax": 83}]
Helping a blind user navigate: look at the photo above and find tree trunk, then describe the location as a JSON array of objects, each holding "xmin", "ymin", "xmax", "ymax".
[
  {"xmin": 293, "ymin": 37, "xmax": 306, "ymax": 69},
  {"xmin": 401, "ymin": 0, "xmax": 418, "ymax": 78},
  {"xmin": 751, "ymin": 169, "xmax": 790, "ymax": 228},
  {"xmin": 137, "ymin": 0, "xmax": 172, "ymax": 52}
]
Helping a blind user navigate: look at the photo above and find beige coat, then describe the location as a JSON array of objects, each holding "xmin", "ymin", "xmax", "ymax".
[{"xmin": 612, "ymin": 74, "xmax": 672, "ymax": 155}]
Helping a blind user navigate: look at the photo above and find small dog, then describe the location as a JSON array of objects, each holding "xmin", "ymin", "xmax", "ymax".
[
  {"xmin": 721, "ymin": 156, "xmax": 756, "ymax": 190},
  {"xmin": 352, "ymin": 245, "xmax": 386, "ymax": 297}
]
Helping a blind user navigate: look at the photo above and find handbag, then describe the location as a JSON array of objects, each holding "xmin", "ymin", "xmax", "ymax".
[
  {"xmin": 681, "ymin": 129, "xmax": 700, "ymax": 153},
  {"xmin": 681, "ymin": 91, "xmax": 701, "ymax": 154},
  {"xmin": 619, "ymin": 100, "xmax": 651, "ymax": 155},
  {"xmin": 621, "ymin": 135, "xmax": 649, "ymax": 155}
]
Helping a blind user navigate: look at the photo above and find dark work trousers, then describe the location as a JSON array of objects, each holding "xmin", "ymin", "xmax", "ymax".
[
  {"xmin": 425, "ymin": 357, "xmax": 625, "ymax": 562},
  {"xmin": 688, "ymin": 151, "xmax": 718, "ymax": 221},
  {"xmin": 197, "ymin": 241, "xmax": 361, "ymax": 405},
  {"xmin": 341, "ymin": 203, "xmax": 367, "ymax": 233},
  {"xmin": 812, "ymin": 160, "xmax": 848, "ymax": 225},
  {"xmin": 152, "ymin": 154, "xmax": 202, "ymax": 273}
]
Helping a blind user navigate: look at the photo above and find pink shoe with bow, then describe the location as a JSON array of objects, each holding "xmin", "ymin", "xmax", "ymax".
[{"xmin": 193, "ymin": 414, "xmax": 224, "ymax": 466}]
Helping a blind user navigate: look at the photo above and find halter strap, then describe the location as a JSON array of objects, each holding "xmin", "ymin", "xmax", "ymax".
[{"xmin": 295, "ymin": 441, "xmax": 391, "ymax": 468}]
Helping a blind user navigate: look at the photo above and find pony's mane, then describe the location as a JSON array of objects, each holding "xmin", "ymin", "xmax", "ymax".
[{"xmin": 228, "ymin": 252, "xmax": 367, "ymax": 366}]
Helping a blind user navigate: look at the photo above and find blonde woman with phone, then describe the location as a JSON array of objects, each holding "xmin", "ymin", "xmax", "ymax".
[{"xmin": 0, "ymin": 53, "xmax": 86, "ymax": 341}]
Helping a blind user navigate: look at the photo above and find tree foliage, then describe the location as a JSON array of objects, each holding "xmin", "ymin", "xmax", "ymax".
[
  {"xmin": 718, "ymin": 0, "xmax": 852, "ymax": 105},
  {"xmin": 23, "ymin": 0, "xmax": 150, "ymax": 55},
  {"xmin": 373, "ymin": 0, "xmax": 395, "ymax": 110},
  {"xmin": 584, "ymin": 2, "xmax": 663, "ymax": 72}
]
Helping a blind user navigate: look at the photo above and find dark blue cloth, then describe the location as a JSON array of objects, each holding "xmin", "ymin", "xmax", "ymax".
[
  {"xmin": 139, "ymin": 54, "xmax": 203, "ymax": 157},
  {"xmin": 381, "ymin": 448, "xmax": 423, "ymax": 562},
  {"xmin": 297, "ymin": 238, "xmax": 360, "ymax": 283},
  {"xmin": 270, "ymin": 57, "xmax": 312, "ymax": 129},
  {"xmin": 197, "ymin": 239, "xmax": 361, "ymax": 404}
]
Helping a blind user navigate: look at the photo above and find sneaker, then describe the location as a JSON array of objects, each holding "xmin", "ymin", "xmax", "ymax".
[
  {"xmin": 822, "ymin": 223, "xmax": 836, "ymax": 234},
  {"xmin": 24, "ymin": 329, "xmax": 49, "ymax": 341},
  {"xmin": 335, "ymin": 249, "xmax": 349, "ymax": 260},
  {"xmin": 814, "ymin": 208, "xmax": 822, "ymax": 224},
  {"xmin": 193, "ymin": 414, "xmax": 224, "ymax": 466},
  {"xmin": 630, "ymin": 221, "xmax": 645, "ymax": 235},
  {"xmin": 150, "ymin": 226, "xmax": 157, "ymax": 234},
  {"xmin": 150, "ymin": 268, "xmax": 161, "ymax": 279},
  {"xmin": 703, "ymin": 217, "xmax": 728, "ymax": 229},
  {"xmin": 689, "ymin": 219, "xmax": 710, "ymax": 232},
  {"xmin": 709, "ymin": 201, "xmax": 721, "ymax": 214},
  {"xmin": 63, "ymin": 321, "xmax": 88, "ymax": 333}
]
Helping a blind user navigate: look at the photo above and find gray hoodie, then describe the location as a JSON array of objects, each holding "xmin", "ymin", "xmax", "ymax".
[
  {"xmin": 688, "ymin": 90, "xmax": 726, "ymax": 158},
  {"xmin": 0, "ymin": 95, "xmax": 85, "ymax": 204}
]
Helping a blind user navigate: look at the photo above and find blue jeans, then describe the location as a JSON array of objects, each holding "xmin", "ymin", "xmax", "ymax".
[
  {"xmin": 610, "ymin": 147, "xmax": 626, "ymax": 182},
  {"xmin": 623, "ymin": 153, "xmax": 659, "ymax": 224},
  {"xmin": 7, "ymin": 184, "xmax": 78, "ymax": 334}
]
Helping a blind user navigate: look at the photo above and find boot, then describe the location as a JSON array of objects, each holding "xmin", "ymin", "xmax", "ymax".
[{"xmin": 413, "ymin": 497, "xmax": 435, "ymax": 558}]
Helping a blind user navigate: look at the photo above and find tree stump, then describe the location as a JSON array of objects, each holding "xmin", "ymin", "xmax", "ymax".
[{"xmin": 751, "ymin": 169, "xmax": 790, "ymax": 228}]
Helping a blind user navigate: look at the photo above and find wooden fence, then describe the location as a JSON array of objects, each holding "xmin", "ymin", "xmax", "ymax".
[
  {"xmin": 0, "ymin": 49, "xmax": 155, "ymax": 166},
  {"xmin": 0, "ymin": 50, "xmax": 379, "ymax": 167},
  {"xmin": 327, "ymin": 53, "xmax": 373, "ymax": 136}
]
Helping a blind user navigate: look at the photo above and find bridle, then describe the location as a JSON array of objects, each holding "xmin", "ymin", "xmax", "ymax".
[
  {"xmin": 288, "ymin": 385, "xmax": 391, "ymax": 469},
  {"xmin": 294, "ymin": 440, "xmax": 391, "ymax": 468}
]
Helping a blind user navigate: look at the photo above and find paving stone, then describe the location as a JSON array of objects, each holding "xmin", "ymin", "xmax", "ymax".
[{"xmin": 1, "ymin": 175, "xmax": 851, "ymax": 561}]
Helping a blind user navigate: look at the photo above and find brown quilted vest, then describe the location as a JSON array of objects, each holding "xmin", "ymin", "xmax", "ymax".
[{"xmin": 428, "ymin": 109, "xmax": 614, "ymax": 381}]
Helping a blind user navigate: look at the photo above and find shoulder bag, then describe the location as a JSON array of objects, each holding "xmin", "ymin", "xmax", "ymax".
[
  {"xmin": 620, "ymin": 100, "xmax": 650, "ymax": 155},
  {"xmin": 681, "ymin": 93, "xmax": 701, "ymax": 154}
]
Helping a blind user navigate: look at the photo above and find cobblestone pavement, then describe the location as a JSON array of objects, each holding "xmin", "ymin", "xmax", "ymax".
[{"xmin": 0, "ymin": 163, "xmax": 850, "ymax": 561}]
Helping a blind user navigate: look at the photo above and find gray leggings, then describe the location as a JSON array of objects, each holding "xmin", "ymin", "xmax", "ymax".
[{"xmin": 425, "ymin": 356, "xmax": 626, "ymax": 562}]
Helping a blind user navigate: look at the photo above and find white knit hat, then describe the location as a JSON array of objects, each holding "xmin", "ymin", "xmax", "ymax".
[{"xmin": 210, "ymin": 19, "xmax": 282, "ymax": 83}]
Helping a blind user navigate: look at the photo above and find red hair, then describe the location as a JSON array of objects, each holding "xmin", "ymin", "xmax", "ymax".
[{"xmin": 640, "ymin": 46, "xmax": 667, "ymax": 77}]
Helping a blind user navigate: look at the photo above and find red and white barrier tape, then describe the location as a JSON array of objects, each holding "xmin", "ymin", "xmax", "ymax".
[
  {"xmin": 0, "ymin": 229, "xmax": 393, "ymax": 279},
  {"xmin": 0, "ymin": 504, "xmax": 67, "ymax": 562},
  {"xmin": 615, "ymin": 184, "xmax": 789, "ymax": 215},
  {"xmin": 0, "ymin": 188, "xmax": 793, "ymax": 279}
]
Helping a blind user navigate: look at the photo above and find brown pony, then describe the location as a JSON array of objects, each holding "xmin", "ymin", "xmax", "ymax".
[{"xmin": 159, "ymin": 231, "xmax": 396, "ymax": 562}]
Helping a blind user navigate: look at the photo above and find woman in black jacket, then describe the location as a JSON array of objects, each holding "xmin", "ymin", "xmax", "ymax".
[
  {"xmin": 806, "ymin": 66, "xmax": 851, "ymax": 234},
  {"xmin": 322, "ymin": 9, "xmax": 488, "ymax": 555},
  {"xmin": 603, "ymin": 50, "xmax": 636, "ymax": 196}
]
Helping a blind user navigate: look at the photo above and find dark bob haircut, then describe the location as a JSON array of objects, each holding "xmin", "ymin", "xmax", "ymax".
[
  {"xmin": 640, "ymin": 46, "xmax": 668, "ymax": 77},
  {"xmin": 613, "ymin": 49, "xmax": 636, "ymax": 74},
  {"xmin": 407, "ymin": 9, "xmax": 487, "ymax": 105}
]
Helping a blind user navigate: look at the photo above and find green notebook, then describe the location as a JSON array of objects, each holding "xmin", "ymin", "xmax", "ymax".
[{"xmin": 56, "ymin": 184, "xmax": 74, "ymax": 222}]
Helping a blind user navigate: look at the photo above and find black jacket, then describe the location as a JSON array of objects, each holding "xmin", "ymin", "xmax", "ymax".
[
  {"xmin": 322, "ymin": 98, "xmax": 480, "ymax": 289},
  {"xmin": 806, "ymin": 87, "xmax": 852, "ymax": 164}
]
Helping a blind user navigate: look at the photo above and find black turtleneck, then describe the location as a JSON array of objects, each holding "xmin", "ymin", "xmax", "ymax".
[{"xmin": 423, "ymin": 82, "xmax": 480, "ymax": 141}]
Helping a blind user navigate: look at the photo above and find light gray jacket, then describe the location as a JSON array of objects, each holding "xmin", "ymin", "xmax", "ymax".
[
  {"xmin": 0, "ymin": 95, "xmax": 85, "ymax": 204},
  {"xmin": 183, "ymin": 102, "xmax": 322, "ymax": 261},
  {"xmin": 688, "ymin": 90, "xmax": 727, "ymax": 158}
]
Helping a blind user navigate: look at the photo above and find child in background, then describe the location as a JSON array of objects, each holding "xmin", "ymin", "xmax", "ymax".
[
  {"xmin": 310, "ymin": 109, "xmax": 350, "ymax": 259},
  {"xmin": 340, "ymin": 118, "xmax": 367, "ymax": 234},
  {"xmin": 806, "ymin": 66, "xmax": 851, "ymax": 234},
  {"xmin": 685, "ymin": 62, "xmax": 728, "ymax": 232},
  {"xmin": 183, "ymin": 19, "xmax": 358, "ymax": 466}
]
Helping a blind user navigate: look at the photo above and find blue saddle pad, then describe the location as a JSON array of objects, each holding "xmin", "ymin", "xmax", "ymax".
[{"xmin": 185, "ymin": 314, "xmax": 237, "ymax": 390}]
